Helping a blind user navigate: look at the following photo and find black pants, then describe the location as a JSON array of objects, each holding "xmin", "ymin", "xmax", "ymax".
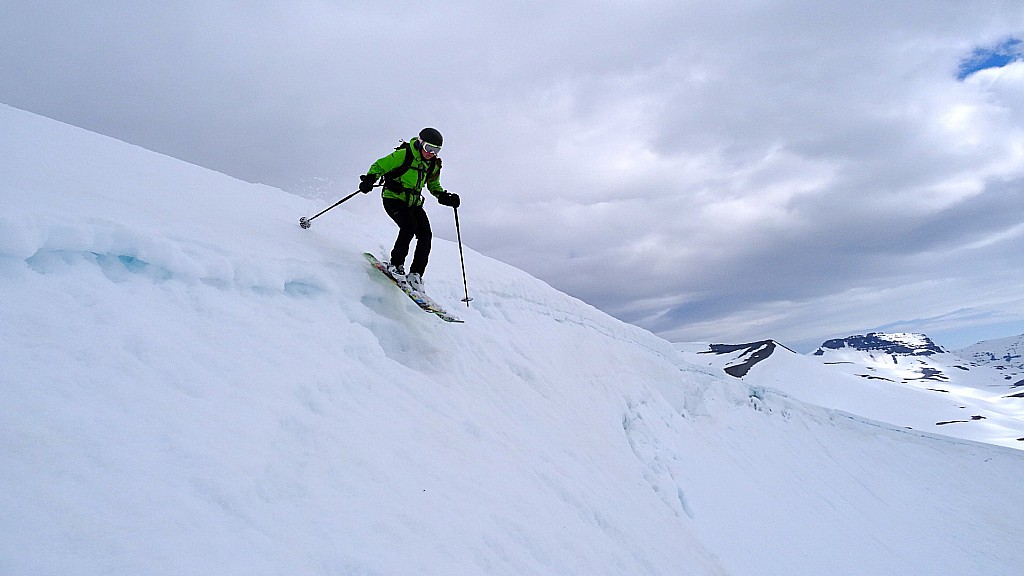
[{"xmin": 383, "ymin": 197, "xmax": 431, "ymax": 276}]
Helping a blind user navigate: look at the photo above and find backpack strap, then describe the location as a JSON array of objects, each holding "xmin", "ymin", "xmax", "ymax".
[
  {"xmin": 382, "ymin": 141, "xmax": 415, "ymax": 190},
  {"xmin": 382, "ymin": 140, "xmax": 440, "ymax": 194}
]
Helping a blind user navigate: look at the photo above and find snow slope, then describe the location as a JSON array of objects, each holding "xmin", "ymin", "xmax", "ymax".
[{"xmin": 3, "ymin": 103, "xmax": 1024, "ymax": 575}]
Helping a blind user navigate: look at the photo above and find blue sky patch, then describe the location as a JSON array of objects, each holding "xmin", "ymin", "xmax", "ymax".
[{"xmin": 958, "ymin": 37, "xmax": 1024, "ymax": 80}]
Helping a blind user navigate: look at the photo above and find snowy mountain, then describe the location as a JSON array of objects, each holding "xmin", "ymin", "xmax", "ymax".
[
  {"xmin": 4, "ymin": 102, "xmax": 1024, "ymax": 575},
  {"xmin": 955, "ymin": 334, "xmax": 1024, "ymax": 389},
  {"xmin": 815, "ymin": 331, "xmax": 946, "ymax": 357},
  {"xmin": 681, "ymin": 332, "xmax": 1024, "ymax": 450}
]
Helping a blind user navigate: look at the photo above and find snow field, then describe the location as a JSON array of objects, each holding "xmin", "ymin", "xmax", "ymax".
[{"xmin": 3, "ymin": 103, "xmax": 1024, "ymax": 575}]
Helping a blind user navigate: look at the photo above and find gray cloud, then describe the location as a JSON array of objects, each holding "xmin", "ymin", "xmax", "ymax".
[{"xmin": 3, "ymin": 0, "xmax": 1023, "ymax": 349}]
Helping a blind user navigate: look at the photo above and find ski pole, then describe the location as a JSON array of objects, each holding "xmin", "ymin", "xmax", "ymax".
[
  {"xmin": 453, "ymin": 207, "xmax": 473, "ymax": 305},
  {"xmin": 299, "ymin": 185, "xmax": 378, "ymax": 229}
]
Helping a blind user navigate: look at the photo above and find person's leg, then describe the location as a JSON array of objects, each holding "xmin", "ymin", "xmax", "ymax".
[
  {"xmin": 383, "ymin": 198, "xmax": 416, "ymax": 269},
  {"xmin": 408, "ymin": 206, "xmax": 432, "ymax": 276}
]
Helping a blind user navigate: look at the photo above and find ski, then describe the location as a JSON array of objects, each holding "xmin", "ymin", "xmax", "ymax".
[{"xmin": 363, "ymin": 253, "xmax": 464, "ymax": 323}]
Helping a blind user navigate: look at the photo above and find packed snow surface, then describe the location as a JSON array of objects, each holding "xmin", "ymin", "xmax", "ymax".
[{"xmin": 3, "ymin": 103, "xmax": 1024, "ymax": 575}]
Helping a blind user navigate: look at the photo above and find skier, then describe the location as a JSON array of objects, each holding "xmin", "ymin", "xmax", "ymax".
[{"xmin": 359, "ymin": 127, "xmax": 460, "ymax": 294}]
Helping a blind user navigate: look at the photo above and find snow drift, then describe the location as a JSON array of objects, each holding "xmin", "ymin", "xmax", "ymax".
[{"xmin": 3, "ymin": 103, "xmax": 1024, "ymax": 575}]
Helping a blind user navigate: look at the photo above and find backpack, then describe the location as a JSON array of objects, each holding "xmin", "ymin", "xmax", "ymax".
[{"xmin": 382, "ymin": 140, "xmax": 441, "ymax": 194}]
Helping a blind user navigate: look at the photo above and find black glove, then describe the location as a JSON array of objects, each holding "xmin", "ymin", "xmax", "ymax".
[
  {"xmin": 358, "ymin": 174, "xmax": 377, "ymax": 193},
  {"xmin": 438, "ymin": 191, "xmax": 461, "ymax": 208}
]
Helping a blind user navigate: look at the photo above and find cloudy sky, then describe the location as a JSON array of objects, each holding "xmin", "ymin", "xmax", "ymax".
[{"xmin": 3, "ymin": 1, "xmax": 1023, "ymax": 351}]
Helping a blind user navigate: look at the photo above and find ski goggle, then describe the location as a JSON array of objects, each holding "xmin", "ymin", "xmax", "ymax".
[{"xmin": 422, "ymin": 141, "xmax": 441, "ymax": 155}]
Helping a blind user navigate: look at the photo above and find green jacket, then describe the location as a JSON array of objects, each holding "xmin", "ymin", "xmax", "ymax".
[{"xmin": 367, "ymin": 138, "xmax": 444, "ymax": 207}]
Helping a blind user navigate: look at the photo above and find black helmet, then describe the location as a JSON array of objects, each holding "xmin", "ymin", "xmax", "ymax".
[{"xmin": 418, "ymin": 127, "xmax": 443, "ymax": 147}]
